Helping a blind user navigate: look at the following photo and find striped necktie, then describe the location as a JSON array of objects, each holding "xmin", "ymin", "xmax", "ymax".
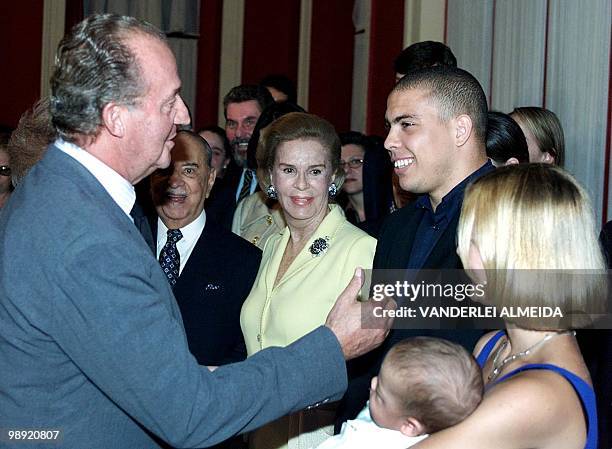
[{"xmin": 238, "ymin": 169, "xmax": 254, "ymax": 203}]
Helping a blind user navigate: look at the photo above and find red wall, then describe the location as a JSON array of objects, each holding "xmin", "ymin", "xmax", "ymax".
[
  {"xmin": 0, "ymin": 2, "xmax": 393, "ymax": 142},
  {"xmin": 195, "ymin": 0, "xmax": 224, "ymax": 128},
  {"xmin": 64, "ymin": 0, "xmax": 84, "ymax": 34},
  {"xmin": 242, "ymin": 0, "xmax": 300, "ymax": 86},
  {"xmin": 0, "ymin": 2, "xmax": 44, "ymax": 129},
  {"xmin": 366, "ymin": 0, "xmax": 404, "ymax": 137},
  {"xmin": 309, "ymin": 0, "xmax": 355, "ymax": 132}
]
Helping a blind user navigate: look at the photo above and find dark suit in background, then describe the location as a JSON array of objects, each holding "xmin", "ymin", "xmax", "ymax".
[
  {"xmin": 205, "ymin": 162, "xmax": 242, "ymax": 230},
  {"xmin": 151, "ymin": 217, "xmax": 261, "ymax": 366}
]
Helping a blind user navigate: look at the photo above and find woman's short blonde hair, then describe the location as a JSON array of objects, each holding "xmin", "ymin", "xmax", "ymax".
[
  {"xmin": 457, "ymin": 164, "xmax": 606, "ymax": 328},
  {"xmin": 256, "ymin": 112, "xmax": 345, "ymax": 190}
]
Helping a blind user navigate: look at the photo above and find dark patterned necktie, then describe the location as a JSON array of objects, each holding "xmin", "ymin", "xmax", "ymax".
[
  {"xmin": 159, "ymin": 229, "xmax": 183, "ymax": 287},
  {"xmin": 237, "ymin": 169, "xmax": 254, "ymax": 203}
]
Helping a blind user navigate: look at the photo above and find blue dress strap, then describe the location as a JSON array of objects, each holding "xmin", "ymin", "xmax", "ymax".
[
  {"xmin": 495, "ymin": 363, "xmax": 597, "ymax": 449},
  {"xmin": 475, "ymin": 330, "xmax": 506, "ymax": 368}
]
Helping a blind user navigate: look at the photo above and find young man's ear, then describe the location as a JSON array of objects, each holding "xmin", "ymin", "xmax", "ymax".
[
  {"xmin": 399, "ymin": 416, "xmax": 426, "ymax": 437},
  {"xmin": 454, "ymin": 114, "xmax": 473, "ymax": 147},
  {"xmin": 101, "ymin": 102, "xmax": 126, "ymax": 138}
]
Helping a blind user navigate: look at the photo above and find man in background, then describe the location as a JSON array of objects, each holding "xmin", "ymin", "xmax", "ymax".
[
  {"xmin": 205, "ymin": 84, "xmax": 273, "ymax": 228},
  {"xmin": 151, "ymin": 130, "xmax": 261, "ymax": 367},
  {"xmin": 394, "ymin": 41, "xmax": 457, "ymax": 82}
]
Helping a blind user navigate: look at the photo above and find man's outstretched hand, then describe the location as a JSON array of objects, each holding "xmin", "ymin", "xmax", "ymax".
[{"xmin": 325, "ymin": 268, "xmax": 395, "ymax": 360}]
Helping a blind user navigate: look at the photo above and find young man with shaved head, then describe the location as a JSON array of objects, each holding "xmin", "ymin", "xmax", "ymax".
[{"xmin": 337, "ymin": 66, "xmax": 493, "ymax": 427}]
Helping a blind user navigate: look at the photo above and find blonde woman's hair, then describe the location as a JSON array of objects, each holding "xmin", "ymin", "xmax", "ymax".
[
  {"xmin": 511, "ymin": 107, "xmax": 565, "ymax": 167},
  {"xmin": 457, "ymin": 164, "xmax": 606, "ymax": 328}
]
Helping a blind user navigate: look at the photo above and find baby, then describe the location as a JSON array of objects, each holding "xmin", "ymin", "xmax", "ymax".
[{"xmin": 317, "ymin": 337, "xmax": 484, "ymax": 449}]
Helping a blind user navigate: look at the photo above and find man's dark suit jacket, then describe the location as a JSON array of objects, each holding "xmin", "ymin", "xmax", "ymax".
[
  {"xmin": 151, "ymin": 217, "xmax": 261, "ymax": 366},
  {"xmin": 373, "ymin": 203, "xmax": 461, "ymax": 270},
  {"xmin": 206, "ymin": 163, "xmax": 262, "ymax": 230},
  {"xmin": 205, "ymin": 163, "xmax": 242, "ymax": 229},
  {"xmin": 372, "ymin": 201, "xmax": 482, "ymax": 349}
]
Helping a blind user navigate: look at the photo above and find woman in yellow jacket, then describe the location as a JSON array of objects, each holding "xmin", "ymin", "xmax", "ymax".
[{"xmin": 241, "ymin": 113, "xmax": 376, "ymax": 449}]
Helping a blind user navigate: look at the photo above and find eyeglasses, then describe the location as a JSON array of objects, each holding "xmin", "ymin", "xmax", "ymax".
[
  {"xmin": 0, "ymin": 166, "xmax": 10, "ymax": 177},
  {"xmin": 339, "ymin": 158, "xmax": 364, "ymax": 169}
]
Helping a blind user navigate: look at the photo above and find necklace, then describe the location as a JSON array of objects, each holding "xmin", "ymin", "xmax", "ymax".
[{"xmin": 488, "ymin": 330, "xmax": 576, "ymax": 382}]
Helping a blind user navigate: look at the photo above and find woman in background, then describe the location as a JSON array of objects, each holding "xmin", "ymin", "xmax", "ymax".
[
  {"xmin": 510, "ymin": 107, "xmax": 565, "ymax": 166},
  {"xmin": 198, "ymin": 125, "xmax": 232, "ymax": 179},
  {"xmin": 338, "ymin": 132, "xmax": 394, "ymax": 237},
  {"xmin": 485, "ymin": 111, "xmax": 529, "ymax": 167}
]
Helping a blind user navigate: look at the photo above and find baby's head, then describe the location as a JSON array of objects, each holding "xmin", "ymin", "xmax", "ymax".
[{"xmin": 369, "ymin": 337, "xmax": 483, "ymax": 436}]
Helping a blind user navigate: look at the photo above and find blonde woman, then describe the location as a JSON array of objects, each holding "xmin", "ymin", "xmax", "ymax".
[{"xmin": 414, "ymin": 164, "xmax": 603, "ymax": 449}]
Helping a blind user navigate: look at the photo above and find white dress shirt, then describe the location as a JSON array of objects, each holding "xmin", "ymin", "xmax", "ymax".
[
  {"xmin": 55, "ymin": 138, "xmax": 135, "ymax": 220},
  {"xmin": 156, "ymin": 210, "xmax": 206, "ymax": 276}
]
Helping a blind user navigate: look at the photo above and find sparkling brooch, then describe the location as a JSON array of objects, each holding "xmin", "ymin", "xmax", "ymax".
[{"xmin": 309, "ymin": 237, "xmax": 330, "ymax": 257}]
